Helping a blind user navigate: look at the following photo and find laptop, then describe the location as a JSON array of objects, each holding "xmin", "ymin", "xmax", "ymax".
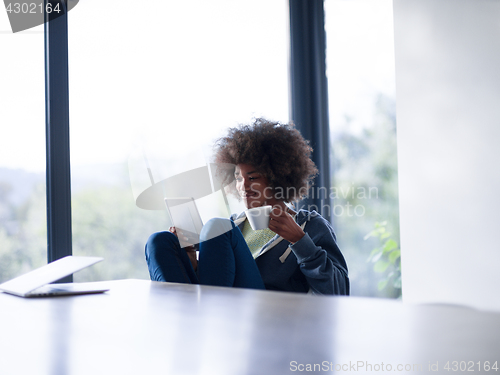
[
  {"xmin": 164, "ymin": 197, "xmax": 204, "ymax": 248},
  {"xmin": 0, "ymin": 256, "xmax": 109, "ymax": 298}
]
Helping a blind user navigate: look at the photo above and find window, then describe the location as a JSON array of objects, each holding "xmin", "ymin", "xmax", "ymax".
[
  {"xmin": 68, "ymin": 0, "xmax": 289, "ymax": 281},
  {"xmin": 2, "ymin": 1, "xmax": 398, "ymax": 296},
  {"xmin": 0, "ymin": 19, "xmax": 46, "ymax": 282},
  {"xmin": 325, "ymin": 0, "xmax": 400, "ymax": 297}
]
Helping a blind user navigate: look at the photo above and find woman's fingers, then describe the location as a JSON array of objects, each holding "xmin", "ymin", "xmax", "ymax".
[
  {"xmin": 269, "ymin": 206, "xmax": 305, "ymax": 244},
  {"xmin": 269, "ymin": 208, "xmax": 289, "ymax": 231},
  {"xmin": 270, "ymin": 206, "xmax": 293, "ymax": 224},
  {"xmin": 270, "ymin": 206, "xmax": 286, "ymax": 221}
]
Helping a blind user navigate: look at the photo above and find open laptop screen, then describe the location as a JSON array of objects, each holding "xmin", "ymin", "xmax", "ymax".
[{"xmin": 0, "ymin": 256, "xmax": 105, "ymax": 297}]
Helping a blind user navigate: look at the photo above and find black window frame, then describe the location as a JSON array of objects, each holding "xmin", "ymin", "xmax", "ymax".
[{"xmin": 44, "ymin": 0, "xmax": 72, "ymax": 281}]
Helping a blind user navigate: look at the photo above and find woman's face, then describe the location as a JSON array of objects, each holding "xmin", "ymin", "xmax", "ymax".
[{"xmin": 235, "ymin": 164, "xmax": 278, "ymax": 209}]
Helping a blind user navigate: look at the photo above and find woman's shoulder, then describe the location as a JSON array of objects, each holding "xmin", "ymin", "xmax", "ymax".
[
  {"xmin": 296, "ymin": 209, "xmax": 329, "ymax": 225},
  {"xmin": 296, "ymin": 209, "xmax": 336, "ymax": 238}
]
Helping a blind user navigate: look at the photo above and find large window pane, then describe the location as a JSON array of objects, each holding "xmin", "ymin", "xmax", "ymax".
[
  {"xmin": 69, "ymin": 0, "xmax": 289, "ymax": 281},
  {"xmin": 325, "ymin": 0, "xmax": 400, "ymax": 298},
  {"xmin": 0, "ymin": 19, "xmax": 46, "ymax": 281}
]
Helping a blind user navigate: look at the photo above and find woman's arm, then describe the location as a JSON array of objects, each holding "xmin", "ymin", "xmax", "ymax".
[
  {"xmin": 290, "ymin": 227, "xmax": 349, "ymax": 295},
  {"xmin": 268, "ymin": 208, "xmax": 349, "ymax": 295}
]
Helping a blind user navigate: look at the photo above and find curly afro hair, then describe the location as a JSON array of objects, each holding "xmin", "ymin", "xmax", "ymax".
[{"xmin": 214, "ymin": 118, "xmax": 318, "ymax": 202}]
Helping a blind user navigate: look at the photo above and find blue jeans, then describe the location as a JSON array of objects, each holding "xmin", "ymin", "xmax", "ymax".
[{"xmin": 145, "ymin": 218, "xmax": 265, "ymax": 290}]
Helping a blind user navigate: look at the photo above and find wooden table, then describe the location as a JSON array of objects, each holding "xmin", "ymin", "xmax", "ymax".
[{"xmin": 1, "ymin": 279, "xmax": 499, "ymax": 374}]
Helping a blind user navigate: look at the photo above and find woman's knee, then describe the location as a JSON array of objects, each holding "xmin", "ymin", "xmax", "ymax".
[
  {"xmin": 145, "ymin": 231, "xmax": 179, "ymax": 260},
  {"xmin": 200, "ymin": 217, "xmax": 234, "ymax": 242}
]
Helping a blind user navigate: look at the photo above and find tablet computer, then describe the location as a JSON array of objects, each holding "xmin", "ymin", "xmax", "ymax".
[{"xmin": 164, "ymin": 197, "xmax": 204, "ymax": 248}]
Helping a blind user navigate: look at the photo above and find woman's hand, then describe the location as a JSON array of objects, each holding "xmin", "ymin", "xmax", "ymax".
[
  {"xmin": 169, "ymin": 226, "xmax": 181, "ymax": 238},
  {"xmin": 169, "ymin": 226, "xmax": 195, "ymax": 248},
  {"xmin": 268, "ymin": 206, "xmax": 305, "ymax": 244},
  {"xmin": 169, "ymin": 226, "xmax": 198, "ymax": 271}
]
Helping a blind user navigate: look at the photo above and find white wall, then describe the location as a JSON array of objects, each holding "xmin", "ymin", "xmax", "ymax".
[{"xmin": 394, "ymin": 0, "xmax": 500, "ymax": 311}]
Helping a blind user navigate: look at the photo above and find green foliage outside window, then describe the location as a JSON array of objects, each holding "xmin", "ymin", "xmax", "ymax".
[
  {"xmin": 331, "ymin": 93, "xmax": 400, "ymax": 298},
  {"xmin": 364, "ymin": 221, "xmax": 401, "ymax": 298},
  {"xmin": 0, "ymin": 165, "xmax": 169, "ymax": 283}
]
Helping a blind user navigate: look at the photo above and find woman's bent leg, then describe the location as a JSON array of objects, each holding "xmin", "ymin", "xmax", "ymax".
[
  {"xmin": 198, "ymin": 218, "xmax": 265, "ymax": 290},
  {"xmin": 145, "ymin": 231, "xmax": 198, "ymax": 284}
]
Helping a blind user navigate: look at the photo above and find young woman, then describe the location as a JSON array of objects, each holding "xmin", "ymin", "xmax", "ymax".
[{"xmin": 145, "ymin": 118, "xmax": 349, "ymax": 295}]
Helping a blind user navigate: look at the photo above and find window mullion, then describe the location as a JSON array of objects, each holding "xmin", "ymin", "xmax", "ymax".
[{"xmin": 44, "ymin": 0, "xmax": 72, "ymax": 278}]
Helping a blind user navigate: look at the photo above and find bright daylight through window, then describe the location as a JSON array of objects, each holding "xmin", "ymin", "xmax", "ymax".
[
  {"xmin": 68, "ymin": 0, "xmax": 289, "ymax": 281},
  {"xmin": 0, "ymin": 0, "xmax": 399, "ymax": 299},
  {"xmin": 326, "ymin": 0, "xmax": 400, "ymax": 298},
  {"xmin": 0, "ymin": 17, "xmax": 46, "ymax": 283}
]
